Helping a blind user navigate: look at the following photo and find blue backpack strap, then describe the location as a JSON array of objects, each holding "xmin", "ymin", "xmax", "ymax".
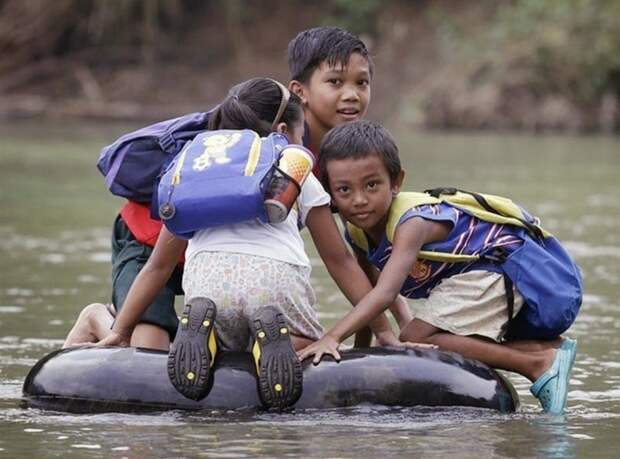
[{"xmin": 158, "ymin": 131, "xmax": 177, "ymax": 155}]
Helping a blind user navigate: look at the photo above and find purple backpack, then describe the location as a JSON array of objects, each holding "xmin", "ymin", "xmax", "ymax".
[{"xmin": 96, "ymin": 111, "xmax": 212, "ymax": 203}]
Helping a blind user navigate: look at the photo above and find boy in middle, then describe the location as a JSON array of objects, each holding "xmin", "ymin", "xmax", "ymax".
[
  {"xmin": 286, "ymin": 26, "xmax": 413, "ymax": 339},
  {"xmin": 288, "ymin": 27, "xmax": 372, "ymax": 168}
]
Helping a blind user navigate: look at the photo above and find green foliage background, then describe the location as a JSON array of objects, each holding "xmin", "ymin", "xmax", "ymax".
[
  {"xmin": 433, "ymin": 0, "xmax": 620, "ymax": 105},
  {"xmin": 0, "ymin": 0, "xmax": 618, "ymax": 130}
]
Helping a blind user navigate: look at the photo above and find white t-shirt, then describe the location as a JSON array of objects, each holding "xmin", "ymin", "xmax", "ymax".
[{"xmin": 185, "ymin": 174, "xmax": 330, "ymax": 268}]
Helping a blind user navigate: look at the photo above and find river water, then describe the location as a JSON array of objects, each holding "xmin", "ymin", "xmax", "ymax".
[{"xmin": 0, "ymin": 122, "xmax": 619, "ymax": 458}]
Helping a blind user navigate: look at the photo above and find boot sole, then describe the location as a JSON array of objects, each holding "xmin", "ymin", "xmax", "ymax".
[
  {"xmin": 167, "ymin": 298, "xmax": 217, "ymax": 401},
  {"xmin": 250, "ymin": 306, "xmax": 302, "ymax": 410}
]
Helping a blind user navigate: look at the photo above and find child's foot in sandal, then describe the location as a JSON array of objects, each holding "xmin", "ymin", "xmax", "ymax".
[
  {"xmin": 250, "ymin": 305, "xmax": 302, "ymax": 410},
  {"xmin": 167, "ymin": 297, "xmax": 217, "ymax": 401},
  {"xmin": 530, "ymin": 341, "xmax": 577, "ymax": 415}
]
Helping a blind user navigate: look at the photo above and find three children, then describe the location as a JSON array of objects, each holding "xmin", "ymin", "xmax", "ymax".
[
  {"xmin": 64, "ymin": 25, "xmax": 582, "ymax": 415},
  {"xmin": 73, "ymin": 27, "xmax": 420, "ymax": 410},
  {"xmin": 101, "ymin": 26, "xmax": 383, "ymax": 351}
]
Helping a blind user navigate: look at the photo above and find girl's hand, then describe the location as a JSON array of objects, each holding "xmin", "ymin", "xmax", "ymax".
[
  {"xmin": 94, "ymin": 331, "xmax": 131, "ymax": 348},
  {"xmin": 297, "ymin": 334, "xmax": 341, "ymax": 364}
]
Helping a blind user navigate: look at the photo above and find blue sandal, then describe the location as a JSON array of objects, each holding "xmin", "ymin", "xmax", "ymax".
[
  {"xmin": 530, "ymin": 340, "xmax": 577, "ymax": 414},
  {"xmin": 561, "ymin": 337, "xmax": 578, "ymax": 367}
]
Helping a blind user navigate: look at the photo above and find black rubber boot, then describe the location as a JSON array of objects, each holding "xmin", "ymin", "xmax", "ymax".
[
  {"xmin": 250, "ymin": 305, "xmax": 303, "ymax": 410},
  {"xmin": 167, "ymin": 297, "xmax": 217, "ymax": 401}
]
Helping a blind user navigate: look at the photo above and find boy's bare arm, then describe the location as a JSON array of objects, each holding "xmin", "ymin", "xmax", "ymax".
[
  {"xmin": 95, "ymin": 227, "xmax": 186, "ymax": 347},
  {"xmin": 298, "ymin": 217, "xmax": 449, "ymax": 362},
  {"xmin": 355, "ymin": 251, "xmax": 413, "ymax": 331},
  {"xmin": 390, "ymin": 295, "xmax": 414, "ymax": 330},
  {"xmin": 306, "ymin": 205, "xmax": 399, "ymax": 344}
]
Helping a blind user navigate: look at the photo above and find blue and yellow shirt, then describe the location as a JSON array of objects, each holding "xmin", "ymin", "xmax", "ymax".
[{"xmin": 345, "ymin": 201, "xmax": 526, "ymax": 299}]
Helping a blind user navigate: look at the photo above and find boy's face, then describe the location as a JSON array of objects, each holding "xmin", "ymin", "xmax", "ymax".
[
  {"xmin": 291, "ymin": 53, "xmax": 371, "ymax": 135},
  {"xmin": 326, "ymin": 154, "xmax": 403, "ymax": 241}
]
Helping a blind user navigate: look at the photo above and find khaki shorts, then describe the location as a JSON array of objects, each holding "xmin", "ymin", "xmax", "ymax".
[{"xmin": 410, "ymin": 270, "xmax": 524, "ymax": 342}]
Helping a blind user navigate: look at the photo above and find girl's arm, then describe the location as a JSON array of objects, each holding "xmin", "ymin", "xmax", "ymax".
[
  {"xmin": 305, "ymin": 205, "xmax": 400, "ymax": 346},
  {"xmin": 95, "ymin": 226, "xmax": 187, "ymax": 347},
  {"xmin": 299, "ymin": 216, "xmax": 449, "ymax": 363}
]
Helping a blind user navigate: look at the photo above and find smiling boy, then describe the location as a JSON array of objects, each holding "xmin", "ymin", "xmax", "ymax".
[
  {"xmin": 286, "ymin": 29, "xmax": 413, "ymax": 340},
  {"xmin": 287, "ymin": 27, "xmax": 372, "ymax": 173},
  {"xmin": 299, "ymin": 120, "xmax": 582, "ymax": 415}
]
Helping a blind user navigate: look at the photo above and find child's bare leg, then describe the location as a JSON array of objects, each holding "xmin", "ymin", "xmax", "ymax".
[
  {"xmin": 400, "ymin": 318, "xmax": 554, "ymax": 382},
  {"xmin": 505, "ymin": 338, "xmax": 562, "ymax": 352},
  {"xmin": 130, "ymin": 324, "xmax": 170, "ymax": 351},
  {"xmin": 403, "ymin": 317, "xmax": 563, "ymax": 352},
  {"xmin": 63, "ymin": 303, "xmax": 114, "ymax": 348},
  {"xmin": 399, "ymin": 318, "xmax": 440, "ymax": 341},
  {"xmin": 390, "ymin": 295, "xmax": 414, "ymax": 330}
]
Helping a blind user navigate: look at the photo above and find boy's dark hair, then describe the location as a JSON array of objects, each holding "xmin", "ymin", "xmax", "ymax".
[
  {"xmin": 287, "ymin": 27, "xmax": 374, "ymax": 83},
  {"xmin": 209, "ymin": 78, "xmax": 303, "ymax": 137},
  {"xmin": 319, "ymin": 120, "xmax": 401, "ymax": 190}
]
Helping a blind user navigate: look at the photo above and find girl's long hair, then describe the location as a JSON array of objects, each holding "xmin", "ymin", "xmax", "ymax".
[{"xmin": 208, "ymin": 78, "xmax": 302, "ymax": 136}]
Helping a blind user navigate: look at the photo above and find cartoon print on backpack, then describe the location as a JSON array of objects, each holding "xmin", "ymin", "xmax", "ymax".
[{"xmin": 193, "ymin": 132, "xmax": 241, "ymax": 171}]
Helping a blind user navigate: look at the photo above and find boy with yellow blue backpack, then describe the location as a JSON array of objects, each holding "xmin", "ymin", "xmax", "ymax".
[{"xmin": 298, "ymin": 120, "xmax": 582, "ymax": 415}]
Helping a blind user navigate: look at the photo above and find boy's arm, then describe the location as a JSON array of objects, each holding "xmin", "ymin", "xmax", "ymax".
[
  {"xmin": 305, "ymin": 205, "xmax": 399, "ymax": 346},
  {"xmin": 299, "ymin": 216, "xmax": 450, "ymax": 363},
  {"xmin": 95, "ymin": 226, "xmax": 187, "ymax": 347},
  {"xmin": 355, "ymin": 251, "xmax": 413, "ymax": 331},
  {"xmin": 390, "ymin": 295, "xmax": 414, "ymax": 331}
]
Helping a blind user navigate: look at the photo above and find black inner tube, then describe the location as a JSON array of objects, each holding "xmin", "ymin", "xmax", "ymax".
[{"xmin": 22, "ymin": 346, "xmax": 518, "ymax": 413}]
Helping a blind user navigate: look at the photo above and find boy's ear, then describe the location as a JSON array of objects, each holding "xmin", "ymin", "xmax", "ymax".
[
  {"xmin": 289, "ymin": 80, "xmax": 307, "ymax": 105},
  {"xmin": 392, "ymin": 170, "xmax": 405, "ymax": 196}
]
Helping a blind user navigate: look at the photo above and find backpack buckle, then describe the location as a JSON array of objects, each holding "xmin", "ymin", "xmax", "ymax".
[
  {"xmin": 425, "ymin": 187, "xmax": 458, "ymax": 198},
  {"xmin": 483, "ymin": 247, "xmax": 509, "ymax": 264},
  {"xmin": 159, "ymin": 132, "xmax": 177, "ymax": 154}
]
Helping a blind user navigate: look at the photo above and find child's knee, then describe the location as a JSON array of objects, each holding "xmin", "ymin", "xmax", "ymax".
[
  {"xmin": 398, "ymin": 328, "xmax": 410, "ymax": 342},
  {"xmin": 79, "ymin": 303, "xmax": 108, "ymax": 326}
]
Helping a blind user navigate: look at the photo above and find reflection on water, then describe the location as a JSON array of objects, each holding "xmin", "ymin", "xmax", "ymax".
[{"xmin": 1, "ymin": 124, "xmax": 620, "ymax": 457}]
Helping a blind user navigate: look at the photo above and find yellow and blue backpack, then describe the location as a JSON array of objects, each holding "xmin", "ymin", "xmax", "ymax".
[
  {"xmin": 347, "ymin": 188, "xmax": 582, "ymax": 340},
  {"xmin": 157, "ymin": 129, "xmax": 290, "ymax": 239}
]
